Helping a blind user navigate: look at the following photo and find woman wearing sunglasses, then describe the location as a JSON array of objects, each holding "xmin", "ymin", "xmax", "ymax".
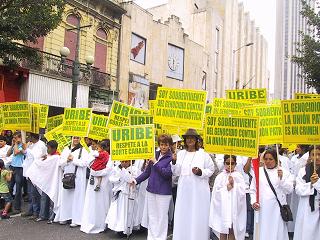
[{"xmin": 209, "ymin": 155, "xmax": 247, "ymax": 240}]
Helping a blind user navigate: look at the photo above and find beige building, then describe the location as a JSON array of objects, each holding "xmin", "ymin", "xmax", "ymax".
[
  {"xmin": 148, "ymin": 0, "xmax": 269, "ymax": 99},
  {"xmin": 119, "ymin": 2, "xmax": 209, "ymax": 107}
]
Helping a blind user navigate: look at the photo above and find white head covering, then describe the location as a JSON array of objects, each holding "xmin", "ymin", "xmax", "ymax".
[{"xmin": 171, "ymin": 134, "xmax": 182, "ymax": 143}]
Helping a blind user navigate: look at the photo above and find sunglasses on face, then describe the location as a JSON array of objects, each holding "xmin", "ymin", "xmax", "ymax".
[{"xmin": 225, "ymin": 162, "xmax": 236, "ymax": 165}]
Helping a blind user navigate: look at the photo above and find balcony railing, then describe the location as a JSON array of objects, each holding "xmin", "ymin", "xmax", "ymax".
[{"xmin": 19, "ymin": 49, "xmax": 111, "ymax": 89}]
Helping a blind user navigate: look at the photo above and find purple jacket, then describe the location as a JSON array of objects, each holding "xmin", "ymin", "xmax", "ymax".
[{"xmin": 135, "ymin": 150, "xmax": 173, "ymax": 195}]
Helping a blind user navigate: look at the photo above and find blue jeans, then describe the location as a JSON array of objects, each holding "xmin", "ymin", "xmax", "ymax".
[
  {"xmin": 27, "ymin": 179, "xmax": 41, "ymax": 216},
  {"xmin": 9, "ymin": 167, "xmax": 23, "ymax": 210},
  {"xmin": 39, "ymin": 192, "xmax": 52, "ymax": 219}
]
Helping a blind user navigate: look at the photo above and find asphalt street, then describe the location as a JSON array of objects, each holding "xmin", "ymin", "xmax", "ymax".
[{"xmin": 0, "ymin": 214, "xmax": 150, "ymax": 240}]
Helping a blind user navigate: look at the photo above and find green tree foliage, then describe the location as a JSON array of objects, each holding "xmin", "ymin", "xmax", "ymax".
[
  {"xmin": 292, "ymin": 0, "xmax": 320, "ymax": 93},
  {"xmin": 0, "ymin": 0, "xmax": 65, "ymax": 66}
]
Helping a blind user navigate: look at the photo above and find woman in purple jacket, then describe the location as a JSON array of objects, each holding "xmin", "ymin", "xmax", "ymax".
[{"xmin": 132, "ymin": 134, "xmax": 173, "ymax": 240}]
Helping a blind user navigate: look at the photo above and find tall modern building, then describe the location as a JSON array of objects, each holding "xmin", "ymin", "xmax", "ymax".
[{"xmin": 275, "ymin": 0, "xmax": 315, "ymax": 100}]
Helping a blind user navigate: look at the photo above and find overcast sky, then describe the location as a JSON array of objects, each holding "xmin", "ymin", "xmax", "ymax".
[{"xmin": 133, "ymin": 0, "xmax": 276, "ymax": 92}]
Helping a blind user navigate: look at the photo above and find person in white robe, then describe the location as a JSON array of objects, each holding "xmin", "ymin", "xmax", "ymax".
[
  {"xmin": 54, "ymin": 137, "xmax": 90, "ymax": 227},
  {"xmin": 209, "ymin": 155, "xmax": 247, "ymax": 240},
  {"xmin": 80, "ymin": 158, "xmax": 114, "ymax": 234},
  {"xmin": 293, "ymin": 146, "xmax": 320, "ymax": 240},
  {"xmin": 132, "ymin": 159, "xmax": 148, "ymax": 230},
  {"xmin": 106, "ymin": 161, "xmax": 140, "ymax": 235},
  {"xmin": 288, "ymin": 144, "xmax": 310, "ymax": 233},
  {"xmin": 250, "ymin": 148, "xmax": 293, "ymax": 240},
  {"xmin": 172, "ymin": 129, "xmax": 214, "ymax": 240},
  {"xmin": 26, "ymin": 140, "xmax": 61, "ymax": 221}
]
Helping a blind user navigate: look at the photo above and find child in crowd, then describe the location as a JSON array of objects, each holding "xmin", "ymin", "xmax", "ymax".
[
  {"xmin": 106, "ymin": 160, "xmax": 140, "ymax": 236},
  {"xmin": 90, "ymin": 141, "xmax": 110, "ymax": 191},
  {"xmin": 0, "ymin": 159, "xmax": 13, "ymax": 219},
  {"xmin": 209, "ymin": 155, "xmax": 247, "ymax": 240}
]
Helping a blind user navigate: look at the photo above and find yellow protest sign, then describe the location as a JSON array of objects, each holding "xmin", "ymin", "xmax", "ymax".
[
  {"xmin": 107, "ymin": 101, "xmax": 149, "ymax": 128},
  {"xmin": 154, "ymin": 87, "xmax": 207, "ymax": 129},
  {"xmin": 2, "ymin": 102, "xmax": 31, "ymax": 131},
  {"xmin": 212, "ymin": 98, "xmax": 252, "ymax": 115},
  {"xmin": 31, "ymin": 104, "xmax": 40, "ymax": 134},
  {"xmin": 130, "ymin": 114, "xmax": 154, "ymax": 126},
  {"xmin": 206, "ymin": 104, "xmax": 213, "ymax": 114},
  {"xmin": 88, "ymin": 114, "xmax": 109, "ymax": 140},
  {"xmin": 149, "ymin": 100, "xmax": 156, "ymax": 115},
  {"xmin": 204, "ymin": 115, "xmax": 259, "ymax": 157},
  {"xmin": 282, "ymin": 99, "xmax": 320, "ymax": 144},
  {"xmin": 226, "ymin": 88, "xmax": 267, "ymax": 104},
  {"xmin": 110, "ymin": 124, "xmax": 155, "ymax": 161},
  {"xmin": 47, "ymin": 115, "xmax": 63, "ymax": 132},
  {"xmin": 295, "ymin": 93, "xmax": 320, "ymax": 99},
  {"xmin": 0, "ymin": 106, "xmax": 4, "ymax": 131},
  {"xmin": 39, "ymin": 105, "xmax": 49, "ymax": 128},
  {"xmin": 62, "ymin": 108, "xmax": 92, "ymax": 137},
  {"xmin": 44, "ymin": 125, "xmax": 71, "ymax": 152},
  {"xmin": 243, "ymin": 104, "xmax": 283, "ymax": 145}
]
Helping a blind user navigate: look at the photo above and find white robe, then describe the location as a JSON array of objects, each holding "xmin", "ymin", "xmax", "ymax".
[
  {"xmin": 209, "ymin": 170, "xmax": 247, "ymax": 240},
  {"xmin": 288, "ymin": 153, "xmax": 309, "ymax": 232},
  {"xmin": 26, "ymin": 154, "xmax": 61, "ymax": 210},
  {"xmin": 106, "ymin": 165, "xmax": 140, "ymax": 234},
  {"xmin": 172, "ymin": 149, "xmax": 214, "ymax": 240},
  {"xmin": 80, "ymin": 160, "xmax": 114, "ymax": 234},
  {"xmin": 54, "ymin": 147, "xmax": 90, "ymax": 225},
  {"xmin": 133, "ymin": 160, "xmax": 148, "ymax": 228},
  {"xmin": 293, "ymin": 168, "xmax": 320, "ymax": 240},
  {"xmin": 250, "ymin": 167, "xmax": 293, "ymax": 240}
]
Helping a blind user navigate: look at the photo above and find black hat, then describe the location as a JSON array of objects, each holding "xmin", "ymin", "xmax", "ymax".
[{"xmin": 182, "ymin": 129, "xmax": 200, "ymax": 138}]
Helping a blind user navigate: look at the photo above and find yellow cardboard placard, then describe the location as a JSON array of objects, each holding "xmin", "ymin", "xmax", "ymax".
[
  {"xmin": 282, "ymin": 99, "xmax": 320, "ymax": 144},
  {"xmin": 39, "ymin": 105, "xmax": 49, "ymax": 128},
  {"xmin": 206, "ymin": 104, "xmax": 213, "ymax": 114},
  {"xmin": 0, "ymin": 106, "xmax": 4, "ymax": 131},
  {"xmin": 226, "ymin": 88, "xmax": 267, "ymax": 104},
  {"xmin": 44, "ymin": 125, "xmax": 71, "ymax": 153},
  {"xmin": 31, "ymin": 103, "xmax": 40, "ymax": 134},
  {"xmin": 149, "ymin": 100, "xmax": 156, "ymax": 116},
  {"xmin": 2, "ymin": 102, "xmax": 31, "ymax": 131},
  {"xmin": 204, "ymin": 114, "xmax": 259, "ymax": 157},
  {"xmin": 154, "ymin": 87, "xmax": 207, "ymax": 129},
  {"xmin": 295, "ymin": 93, "xmax": 320, "ymax": 99},
  {"xmin": 212, "ymin": 98, "xmax": 253, "ymax": 115},
  {"xmin": 62, "ymin": 108, "xmax": 92, "ymax": 137},
  {"xmin": 80, "ymin": 137, "xmax": 90, "ymax": 152},
  {"xmin": 88, "ymin": 114, "xmax": 109, "ymax": 140},
  {"xmin": 110, "ymin": 124, "xmax": 155, "ymax": 161},
  {"xmin": 107, "ymin": 101, "xmax": 149, "ymax": 128},
  {"xmin": 130, "ymin": 114, "xmax": 154, "ymax": 126},
  {"xmin": 243, "ymin": 104, "xmax": 283, "ymax": 145},
  {"xmin": 47, "ymin": 115, "xmax": 63, "ymax": 132}
]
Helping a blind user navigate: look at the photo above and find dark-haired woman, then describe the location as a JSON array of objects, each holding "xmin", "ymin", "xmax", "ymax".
[
  {"xmin": 172, "ymin": 129, "xmax": 214, "ymax": 240},
  {"xmin": 293, "ymin": 146, "xmax": 320, "ymax": 240},
  {"xmin": 133, "ymin": 134, "xmax": 174, "ymax": 240},
  {"xmin": 250, "ymin": 149, "xmax": 293, "ymax": 240}
]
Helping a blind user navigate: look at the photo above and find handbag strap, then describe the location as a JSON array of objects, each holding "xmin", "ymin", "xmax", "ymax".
[
  {"xmin": 73, "ymin": 147, "xmax": 83, "ymax": 175},
  {"xmin": 263, "ymin": 167, "xmax": 282, "ymax": 208}
]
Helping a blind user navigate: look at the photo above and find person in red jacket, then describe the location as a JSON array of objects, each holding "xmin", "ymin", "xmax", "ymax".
[{"xmin": 90, "ymin": 140, "xmax": 110, "ymax": 191}]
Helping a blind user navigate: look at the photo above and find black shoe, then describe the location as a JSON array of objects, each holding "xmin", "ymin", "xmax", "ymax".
[{"xmin": 89, "ymin": 176, "xmax": 94, "ymax": 185}]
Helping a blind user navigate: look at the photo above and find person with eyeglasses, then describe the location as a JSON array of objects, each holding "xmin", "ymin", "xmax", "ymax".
[
  {"xmin": 209, "ymin": 155, "xmax": 247, "ymax": 240},
  {"xmin": 250, "ymin": 148, "xmax": 293, "ymax": 240}
]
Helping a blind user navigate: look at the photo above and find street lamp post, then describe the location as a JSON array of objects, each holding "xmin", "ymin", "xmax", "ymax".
[
  {"xmin": 60, "ymin": 24, "xmax": 93, "ymax": 108},
  {"xmin": 232, "ymin": 42, "xmax": 254, "ymax": 89}
]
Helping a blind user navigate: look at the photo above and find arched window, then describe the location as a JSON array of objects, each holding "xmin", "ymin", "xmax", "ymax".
[
  {"xmin": 94, "ymin": 28, "xmax": 108, "ymax": 72},
  {"xmin": 64, "ymin": 14, "xmax": 80, "ymax": 60}
]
